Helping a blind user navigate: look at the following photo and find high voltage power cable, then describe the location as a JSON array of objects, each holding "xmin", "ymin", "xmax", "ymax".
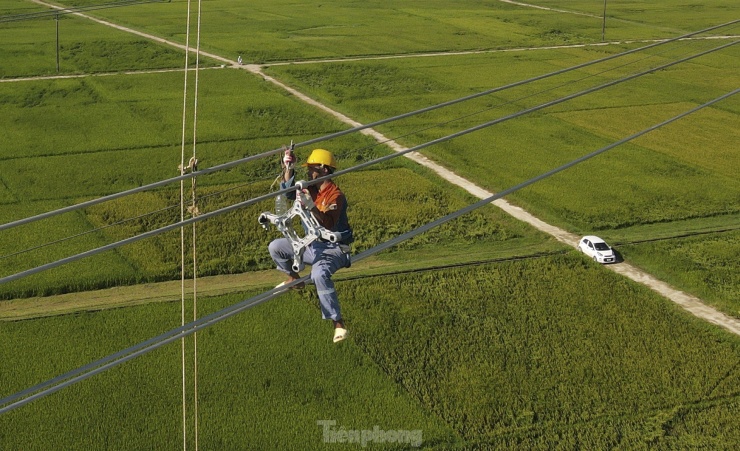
[
  {"xmin": 5, "ymin": 28, "xmax": 716, "ymax": 262},
  {"xmin": 1, "ymin": 86, "xmax": 736, "ymax": 415},
  {"xmin": 351, "ymin": 89, "xmax": 740, "ymax": 262},
  {"xmin": 0, "ymin": 204, "xmax": 176, "ymax": 262},
  {"xmin": 4, "ymin": 23, "xmax": 730, "ymax": 264},
  {"xmin": 261, "ymin": 31, "xmax": 740, "ymax": 198},
  {"xmin": 2, "ymin": 31, "xmax": 712, "ymax": 263},
  {"xmin": 0, "ymin": 38, "xmax": 736, "ymax": 286},
  {"xmin": 357, "ymin": 31, "xmax": 724, "ymax": 157},
  {"xmin": 1, "ymin": 19, "xmax": 737, "ymax": 233}
]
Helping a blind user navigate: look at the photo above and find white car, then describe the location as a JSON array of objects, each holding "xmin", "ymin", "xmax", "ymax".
[{"xmin": 578, "ymin": 236, "xmax": 616, "ymax": 264}]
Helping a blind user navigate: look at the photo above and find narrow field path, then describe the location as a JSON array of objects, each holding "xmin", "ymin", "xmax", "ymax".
[
  {"xmin": 498, "ymin": 0, "xmax": 601, "ymax": 18},
  {"xmin": 16, "ymin": 0, "xmax": 740, "ymax": 336},
  {"xmin": 0, "ymin": 66, "xmax": 225, "ymax": 83}
]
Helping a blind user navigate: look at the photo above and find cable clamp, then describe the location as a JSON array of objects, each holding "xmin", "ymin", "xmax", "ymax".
[
  {"xmin": 187, "ymin": 205, "xmax": 200, "ymax": 217},
  {"xmin": 178, "ymin": 157, "xmax": 199, "ymax": 174}
]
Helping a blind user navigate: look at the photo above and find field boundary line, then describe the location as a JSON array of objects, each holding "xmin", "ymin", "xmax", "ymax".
[
  {"xmin": 0, "ymin": 66, "xmax": 226, "ymax": 83},
  {"xmin": 498, "ymin": 0, "xmax": 600, "ymax": 18},
  {"xmin": 496, "ymin": 0, "xmax": 696, "ymax": 32},
  {"xmin": 23, "ymin": 1, "xmax": 740, "ymax": 336},
  {"xmin": 261, "ymin": 35, "xmax": 740, "ymax": 66}
]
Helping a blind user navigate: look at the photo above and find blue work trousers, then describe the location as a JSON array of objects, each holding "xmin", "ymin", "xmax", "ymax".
[{"xmin": 268, "ymin": 238, "xmax": 350, "ymax": 321}]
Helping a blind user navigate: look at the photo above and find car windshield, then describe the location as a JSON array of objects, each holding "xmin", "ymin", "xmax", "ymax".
[{"xmin": 594, "ymin": 242, "xmax": 610, "ymax": 251}]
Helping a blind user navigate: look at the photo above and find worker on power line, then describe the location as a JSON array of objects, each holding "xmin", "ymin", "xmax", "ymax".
[{"xmin": 268, "ymin": 148, "xmax": 353, "ymax": 343}]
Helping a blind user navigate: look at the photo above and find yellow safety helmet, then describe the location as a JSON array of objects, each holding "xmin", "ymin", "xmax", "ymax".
[{"xmin": 302, "ymin": 148, "xmax": 337, "ymax": 169}]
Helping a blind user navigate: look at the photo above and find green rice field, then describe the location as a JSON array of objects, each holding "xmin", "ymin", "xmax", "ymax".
[{"xmin": 1, "ymin": 0, "xmax": 739, "ymax": 448}]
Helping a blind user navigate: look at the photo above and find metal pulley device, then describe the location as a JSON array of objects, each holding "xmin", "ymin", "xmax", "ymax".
[{"xmin": 259, "ymin": 181, "xmax": 342, "ymax": 273}]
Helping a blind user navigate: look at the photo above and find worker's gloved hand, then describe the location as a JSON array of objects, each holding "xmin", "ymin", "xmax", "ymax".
[
  {"xmin": 298, "ymin": 189, "xmax": 315, "ymax": 210},
  {"xmin": 283, "ymin": 148, "xmax": 295, "ymax": 169}
]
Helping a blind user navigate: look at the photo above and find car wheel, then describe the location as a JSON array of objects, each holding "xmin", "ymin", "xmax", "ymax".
[{"xmin": 593, "ymin": 256, "xmax": 598, "ymax": 262}]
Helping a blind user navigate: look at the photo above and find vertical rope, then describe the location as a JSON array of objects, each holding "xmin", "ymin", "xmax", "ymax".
[
  {"xmin": 179, "ymin": 0, "xmax": 193, "ymax": 449},
  {"xmin": 191, "ymin": 211, "xmax": 199, "ymax": 451},
  {"xmin": 190, "ymin": 1, "xmax": 203, "ymax": 449},
  {"xmin": 191, "ymin": 217, "xmax": 199, "ymax": 451}
]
